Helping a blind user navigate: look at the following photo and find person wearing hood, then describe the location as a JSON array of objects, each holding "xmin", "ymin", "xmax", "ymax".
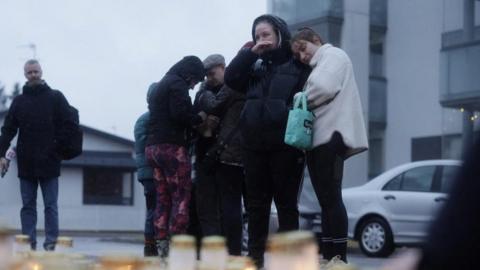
[
  {"xmin": 0, "ymin": 59, "xmax": 72, "ymax": 251},
  {"xmin": 145, "ymin": 56, "xmax": 206, "ymax": 259},
  {"xmin": 134, "ymin": 82, "xmax": 159, "ymax": 257},
  {"xmin": 224, "ymin": 14, "xmax": 311, "ymax": 267}
]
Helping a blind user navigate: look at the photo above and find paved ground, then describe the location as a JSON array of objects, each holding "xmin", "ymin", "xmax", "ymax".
[{"xmin": 31, "ymin": 234, "xmax": 405, "ymax": 269}]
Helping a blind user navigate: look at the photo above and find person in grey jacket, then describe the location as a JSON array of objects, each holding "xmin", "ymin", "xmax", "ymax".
[
  {"xmin": 197, "ymin": 53, "xmax": 246, "ymax": 255},
  {"xmin": 133, "ymin": 82, "xmax": 158, "ymax": 257}
]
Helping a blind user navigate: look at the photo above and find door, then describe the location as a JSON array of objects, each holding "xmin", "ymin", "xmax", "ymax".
[{"xmin": 381, "ymin": 165, "xmax": 439, "ymax": 243}]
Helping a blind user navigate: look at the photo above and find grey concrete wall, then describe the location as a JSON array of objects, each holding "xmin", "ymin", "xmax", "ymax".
[
  {"xmin": 384, "ymin": 0, "xmax": 444, "ymax": 169},
  {"xmin": 340, "ymin": 0, "xmax": 370, "ymax": 187}
]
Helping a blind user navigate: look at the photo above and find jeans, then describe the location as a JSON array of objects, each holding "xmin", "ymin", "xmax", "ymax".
[
  {"xmin": 19, "ymin": 178, "xmax": 59, "ymax": 250},
  {"xmin": 140, "ymin": 179, "xmax": 156, "ymax": 242}
]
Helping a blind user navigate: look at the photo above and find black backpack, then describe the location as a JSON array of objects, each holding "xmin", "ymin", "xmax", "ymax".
[{"xmin": 57, "ymin": 105, "xmax": 83, "ymax": 160}]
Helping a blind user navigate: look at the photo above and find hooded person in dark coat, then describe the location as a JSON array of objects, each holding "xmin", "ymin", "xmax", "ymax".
[
  {"xmin": 145, "ymin": 56, "xmax": 206, "ymax": 259},
  {"xmin": 224, "ymin": 14, "xmax": 311, "ymax": 267}
]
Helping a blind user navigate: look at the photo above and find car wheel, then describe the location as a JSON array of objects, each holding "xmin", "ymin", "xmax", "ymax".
[{"xmin": 358, "ymin": 217, "xmax": 394, "ymax": 257}]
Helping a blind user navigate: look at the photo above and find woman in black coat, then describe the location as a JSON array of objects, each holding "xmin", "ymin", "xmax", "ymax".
[{"xmin": 224, "ymin": 14, "xmax": 310, "ymax": 267}]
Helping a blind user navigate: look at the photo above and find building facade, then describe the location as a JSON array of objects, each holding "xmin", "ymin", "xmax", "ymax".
[
  {"xmin": 0, "ymin": 113, "xmax": 145, "ymax": 232},
  {"xmin": 268, "ymin": 0, "xmax": 480, "ymax": 186}
]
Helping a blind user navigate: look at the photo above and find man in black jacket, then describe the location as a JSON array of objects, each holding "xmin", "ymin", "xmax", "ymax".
[
  {"xmin": 0, "ymin": 59, "xmax": 71, "ymax": 251},
  {"xmin": 196, "ymin": 54, "xmax": 246, "ymax": 255}
]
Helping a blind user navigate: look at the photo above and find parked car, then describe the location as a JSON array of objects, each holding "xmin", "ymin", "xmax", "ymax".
[
  {"xmin": 343, "ymin": 160, "xmax": 461, "ymax": 257},
  {"xmin": 242, "ymin": 168, "xmax": 322, "ymax": 252}
]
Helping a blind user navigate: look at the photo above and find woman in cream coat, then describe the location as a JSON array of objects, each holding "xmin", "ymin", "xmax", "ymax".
[{"xmin": 291, "ymin": 28, "xmax": 368, "ymax": 262}]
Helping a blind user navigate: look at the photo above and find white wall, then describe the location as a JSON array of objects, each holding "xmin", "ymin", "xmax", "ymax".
[
  {"xmin": 59, "ymin": 168, "xmax": 144, "ymax": 231},
  {"xmin": 340, "ymin": 0, "xmax": 370, "ymax": 187},
  {"xmin": 384, "ymin": 0, "xmax": 444, "ymax": 169}
]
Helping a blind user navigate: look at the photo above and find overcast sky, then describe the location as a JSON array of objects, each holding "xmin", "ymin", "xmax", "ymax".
[{"xmin": 0, "ymin": 0, "xmax": 266, "ymax": 139}]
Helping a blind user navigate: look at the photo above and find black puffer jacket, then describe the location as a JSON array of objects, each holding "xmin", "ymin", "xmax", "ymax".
[
  {"xmin": 224, "ymin": 15, "xmax": 310, "ymax": 150},
  {"xmin": 147, "ymin": 56, "xmax": 206, "ymax": 147},
  {"xmin": 0, "ymin": 82, "xmax": 71, "ymax": 180},
  {"xmin": 199, "ymin": 85, "xmax": 245, "ymax": 166}
]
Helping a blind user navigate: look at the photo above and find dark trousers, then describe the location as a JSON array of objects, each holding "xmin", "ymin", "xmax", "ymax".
[
  {"xmin": 187, "ymin": 181, "xmax": 202, "ymax": 257},
  {"xmin": 195, "ymin": 164, "xmax": 221, "ymax": 236},
  {"xmin": 243, "ymin": 147, "xmax": 305, "ymax": 266},
  {"xmin": 306, "ymin": 134, "xmax": 348, "ymax": 261},
  {"xmin": 140, "ymin": 179, "xmax": 156, "ymax": 243},
  {"xmin": 216, "ymin": 163, "xmax": 244, "ymax": 255}
]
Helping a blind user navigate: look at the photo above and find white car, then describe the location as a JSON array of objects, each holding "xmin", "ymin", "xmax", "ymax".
[{"xmin": 343, "ymin": 160, "xmax": 461, "ymax": 257}]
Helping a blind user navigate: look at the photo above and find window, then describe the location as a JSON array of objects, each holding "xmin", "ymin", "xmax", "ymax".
[
  {"xmin": 383, "ymin": 174, "xmax": 402, "ymax": 191},
  {"xmin": 83, "ymin": 167, "xmax": 134, "ymax": 205},
  {"xmin": 411, "ymin": 136, "xmax": 442, "ymax": 161},
  {"xmin": 401, "ymin": 166, "xmax": 436, "ymax": 192},
  {"xmin": 440, "ymin": 165, "xmax": 459, "ymax": 193},
  {"xmin": 368, "ymin": 138, "xmax": 385, "ymax": 179}
]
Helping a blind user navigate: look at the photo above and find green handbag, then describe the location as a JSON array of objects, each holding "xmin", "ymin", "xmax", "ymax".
[{"xmin": 284, "ymin": 92, "xmax": 313, "ymax": 150}]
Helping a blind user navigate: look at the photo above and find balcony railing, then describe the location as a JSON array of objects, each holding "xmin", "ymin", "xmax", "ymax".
[
  {"xmin": 369, "ymin": 76, "xmax": 387, "ymax": 129},
  {"xmin": 440, "ymin": 40, "xmax": 480, "ymax": 110}
]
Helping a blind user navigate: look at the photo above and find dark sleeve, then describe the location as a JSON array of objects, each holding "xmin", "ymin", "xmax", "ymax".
[
  {"xmin": 169, "ymin": 83, "xmax": 203, "ymax": 127},
  {"xmin": 224, "ymin": 48, "xmax": 258, "ymax": 92},
  {"xmin": 418, "ymin": 140, "xmax": 480, "ymax": 270},
  {"xmin": 0, "ymin": 98, "xmax": 19, "ymax": 157},
  {"xmin": 198, "ymin": 86, "xmax": 232, "ymax": 116}
]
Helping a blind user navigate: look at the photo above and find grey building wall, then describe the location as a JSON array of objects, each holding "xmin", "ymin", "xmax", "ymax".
[
  {"xmin": 340, "ymin": 0, "xmax": 370, "ymax": 187},
  {"xmin": 384, "ymin": 0, "xmax": 444, "ymax": 169}
]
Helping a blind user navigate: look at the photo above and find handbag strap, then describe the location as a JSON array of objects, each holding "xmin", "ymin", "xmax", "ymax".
[{"xmin": 294, "ymin": 91, "xmax": 308, "ymax": 111}]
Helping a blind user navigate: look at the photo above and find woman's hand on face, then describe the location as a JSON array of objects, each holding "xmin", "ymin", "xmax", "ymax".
[{"xmin": 251, "ymin": 41, "xmax": 274, "ymax": 55}]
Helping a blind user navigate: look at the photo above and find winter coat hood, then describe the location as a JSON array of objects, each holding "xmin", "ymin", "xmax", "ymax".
[
  {"xmin": 251, "ymin": 14, "xmax": 292, "ymax": 58},
  {"xmin": 167, "ymin": 56, "xmax": 206, "ymax": 85}
]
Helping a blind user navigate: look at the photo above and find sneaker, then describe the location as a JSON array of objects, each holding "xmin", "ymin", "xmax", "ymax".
[{"xmin": 144, "ymin": 243, "xmax": 159, "ymax": 257}]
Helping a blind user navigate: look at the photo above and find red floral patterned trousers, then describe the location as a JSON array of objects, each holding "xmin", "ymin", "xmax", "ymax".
[{"xmin": 145, "ymin": 144, "xmax": 192, "ymax": 240}]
